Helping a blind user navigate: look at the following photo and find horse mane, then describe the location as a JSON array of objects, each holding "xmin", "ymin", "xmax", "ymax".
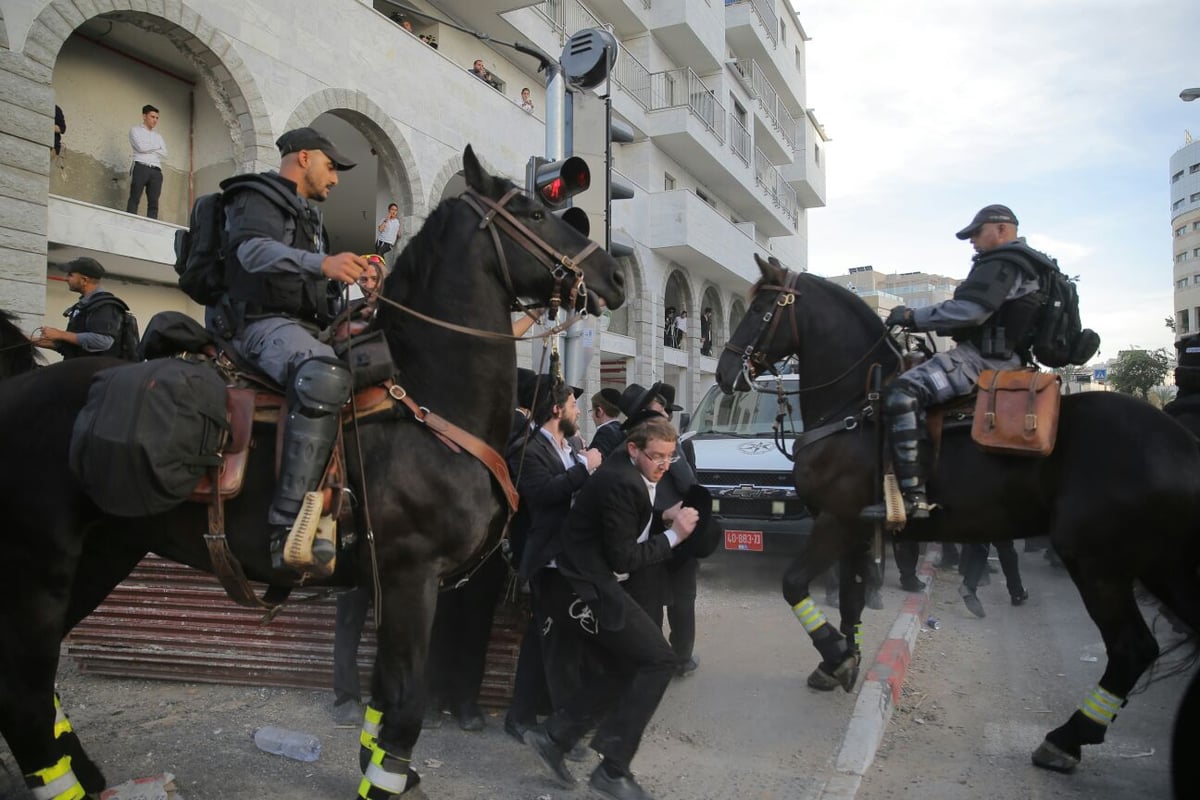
[{"xmin": 0, "ymin": 309, "xmax": 41, "ymax": 377}]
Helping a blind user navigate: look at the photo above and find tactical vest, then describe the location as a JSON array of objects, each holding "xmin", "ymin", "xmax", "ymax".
[
  {"xmin": 62, "ymin": 292, "xmax": 125, "ymax": 360},
  {"xmin": 949, "ymin": 243, "xmax": 1045, "ymax": 359},
  {"xmin": 223, "ymin": 173, "xmax": 331, "ymax": 328}
]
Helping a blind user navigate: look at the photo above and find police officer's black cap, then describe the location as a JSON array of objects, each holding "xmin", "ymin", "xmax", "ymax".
[
  {"xmin": 955, "ymin": 204, "xmax": 1018, "ymax": 240},
  {"xmin": 61, "ymin": 256, "xmax": 105, "ymax": 280},
  {"xmin": 276, "ymin": 127, "xmax": 357, "ymax": 171}
]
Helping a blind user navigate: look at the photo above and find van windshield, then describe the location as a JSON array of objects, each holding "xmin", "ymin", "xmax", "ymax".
[{"xmin": 690, "ymin": 383, "xmax": 802, "ymax": 436}]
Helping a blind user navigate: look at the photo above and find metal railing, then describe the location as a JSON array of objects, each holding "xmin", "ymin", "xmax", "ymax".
[
  {"xmin": 730, "ymin": 114, "xmax": 751, "ymax": 165},
  {"xmin": 649, "ymin": 68, "xmax": 726, "ymax": 144},
  {"xmin": 728, "ymin": 0, "xmax": 777, "ymax": 47},
  {"xmin": 535, "ymin": 0, "xmax": 604, "ymax": 39},
  {"xmin": 732, "ymin": 58, "xmax": 798, "ymax": 152},
  {"xmin": 754, "ymin": 146, "xmax": 797, "ymax": 222},
  {"xmin": 614, "ymin": 47, "xmax": 651, "ymax": 108}
]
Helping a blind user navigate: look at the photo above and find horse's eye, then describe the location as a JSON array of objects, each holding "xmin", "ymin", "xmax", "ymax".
[{"xmin": 531, "ymin": 210, "xmax": 544, "ymax": 222}]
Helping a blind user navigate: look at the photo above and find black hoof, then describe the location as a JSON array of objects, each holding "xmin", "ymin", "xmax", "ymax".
[
  {"xmin": 1032, "ymin": 739, "xmax": 1079, "ymax": 773},
  {"xmin": 806, "ymin": 653, "xmax": 859, "ymax": 693}
]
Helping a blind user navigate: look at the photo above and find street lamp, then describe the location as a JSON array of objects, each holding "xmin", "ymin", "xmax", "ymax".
[{"xmin": 1181, "ymin": 88, "xmax": 1200, "ymax": 102}]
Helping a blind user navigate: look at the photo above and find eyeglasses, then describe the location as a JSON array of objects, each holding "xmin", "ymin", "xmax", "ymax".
[{"xmin": 638, "ymin": 449, "xmax": 680, "ymax": 468}]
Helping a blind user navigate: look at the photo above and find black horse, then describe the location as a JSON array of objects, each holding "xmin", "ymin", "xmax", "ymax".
[
  {"xmin": 0, "ymin": 309, "xmax": 40, "ymax": 379},
  {"xmin": 0, "ymin": 146, "xmax": 624, "ymax": 798},
  {"xmin": 716, "ymin": 255, "xmax": 1200, "ymax": 774}
]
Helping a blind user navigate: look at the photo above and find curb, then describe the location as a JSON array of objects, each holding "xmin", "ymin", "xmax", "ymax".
[{"xmin": 817, "ymin": 543, "xmax": 942, "ymax": 800}]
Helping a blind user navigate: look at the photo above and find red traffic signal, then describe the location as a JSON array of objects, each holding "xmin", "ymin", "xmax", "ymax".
[{"xmin": 527, "ymin": 156, "xmax": 591, "ymax": 209}]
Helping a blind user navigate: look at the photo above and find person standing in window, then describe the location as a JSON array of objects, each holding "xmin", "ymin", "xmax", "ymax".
[{"xmin": 126, "ymin": 104, "xmax": 167, "ymax": 219}]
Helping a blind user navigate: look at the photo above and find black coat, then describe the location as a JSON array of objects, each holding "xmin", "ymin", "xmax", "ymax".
[
  {"xmin": 507, "ymin": 429, "xmax": 590, "ymax": 580},
  {"xmin": 557, "ymin": 454, "xmax": 675, "ymax": 631},
  {"xmin": 588, "ymin": 420, "xmax": 625, "ymax": 458}
]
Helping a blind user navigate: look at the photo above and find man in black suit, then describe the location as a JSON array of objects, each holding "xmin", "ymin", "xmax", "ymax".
[
  {"xmin": 525, "ymin": 418, "xmax": 698, "ymax": 800},
  {"xmin": 588, "ymin": 387, "xmax": 625, "ymax": 457},
  {"xmin": 504, "ymin": 375, "xmax": 600, "ymax": 741}
]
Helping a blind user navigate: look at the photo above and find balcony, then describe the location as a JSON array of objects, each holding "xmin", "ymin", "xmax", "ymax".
[
  {"xmin": 754, "ymin": 147, "xmax": 798, "ymax": 225},
  {"xmin": 646, "ymin": 189, "xmax": 767, "ymax": 285},
  {"xmin": 778, "ymin": 109, "xmax": 827, "ymax": 208},
  {"xmin": 725, "ymin": 0, "xmax": 778, "ymax": 56},
  {"xmin": 647, "ymin": 0, "xmax": 724, "ymax": 72},
  {"xmin": 47, "ymin": 195, "xmax": 181, "ymax": 285},
  {"xmin": 572, "ymin": 0, "xmax": 651, "ymax": 37},
  {"xmin": 729, "ymin": 58, "xmax": 797, "ymax": 162}
]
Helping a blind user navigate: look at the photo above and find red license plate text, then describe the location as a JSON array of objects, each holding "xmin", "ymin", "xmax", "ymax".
[{"xmin": 724, "ymin": 530, "xmax": 764, "ymax": 552}]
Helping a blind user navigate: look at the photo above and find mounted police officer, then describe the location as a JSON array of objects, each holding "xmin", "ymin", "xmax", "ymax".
[
  {"xmin": 215, "ymin": 127, "xmax": 368, "ymax": 571},
  {"xmin": 862, "ymin": 204, "xmax": 1048, "ymax": 520},
  {"xmin": 34, "ymin": 257, "xmax": 129, "ymax": 360}
]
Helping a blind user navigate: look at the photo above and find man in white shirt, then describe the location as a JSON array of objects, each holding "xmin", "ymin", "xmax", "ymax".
[
  {"xmin": 375, "ymin": 203, "xmax": 402, "ymax": 256},
  {"xmin": 126, "ymin": 104, "xmax": 167, "ymax": 219}
]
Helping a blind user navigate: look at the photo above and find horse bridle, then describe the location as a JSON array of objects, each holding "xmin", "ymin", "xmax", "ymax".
[
  {"xmin": 724, "ymin": 270, "xmax": 803, "ymax": 386},
  {"xmin": 460, "ymin": 186, "xmax": 600, "ymax": 320}
]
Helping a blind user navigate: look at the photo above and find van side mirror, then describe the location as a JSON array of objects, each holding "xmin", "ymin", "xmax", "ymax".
[{"xmin": 679, "ymin": 411, "xmax": 691, "ymax": 431}]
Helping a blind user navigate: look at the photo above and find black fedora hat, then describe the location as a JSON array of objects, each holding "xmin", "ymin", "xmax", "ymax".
[
  {"xmin": 674, "ymin": 484, "xmax": 719, "ymax": 559},
  {"xmin": 618, "ymin": 383, "xmax": 655, "ymax": 418},
  {"xmin": 516, "ymin": 368, "xmax": 540, "ymax": 409},
  {"xmin": 652, "ymin": 381, "xmax": 683, "ymax": 412}
]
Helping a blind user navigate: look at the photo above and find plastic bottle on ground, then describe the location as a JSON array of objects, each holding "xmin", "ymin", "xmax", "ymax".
[{"xmin": 252, "ymin": 726, "xmax": 322, "ymax": 762}]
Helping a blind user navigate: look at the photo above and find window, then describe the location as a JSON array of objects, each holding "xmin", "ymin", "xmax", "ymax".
[
  {"xmin": 814, "ymin": 143, "xmax": 821, "ymax": 166},
  {"xmin": 1176, "ymin": 252, "xmax": 1190, "ymax": 263},
  {"xmin": 1178, "ymin": 226, "xmax": 1187, "ymax": 237},
  {"xmin": 1194, "ymin": 221, "xmax": 1200, "ymax": 231},
  {"xmin": 1192, "ymin": 164, "xmax": 1200, "ymax": 173},
  {"xmin": 1192, "ymin": 192, "xmax": 1200, "ymax": 203},
  {"xmin": 1194, "ymin": 248, "xmax": 1200, "ymax": 258},
  {"xmin": 1174, "ymin": 198, "xmax": 1185, "ymax": 210},
  {"xmin": 780, "ymin": 20, "xmax": 786, "ymax": 44},
  {"xmin": 1181, "ymin": 309, "xmax": 1191, "ymax": 335},
  {"xmin": 663, "ymin": 172, "xmax": 676, "ymax": 191},
  {"xmin": 1174, "ymin": 171, "xmax": 1185, "ymax": 183},
  {"xmin": 1178, "ymin": 277, "xmax": 1190, "ymax": 289},
  {"xmin": 795, "ymin": 47, "xmax": 803, "ymax": 73}
]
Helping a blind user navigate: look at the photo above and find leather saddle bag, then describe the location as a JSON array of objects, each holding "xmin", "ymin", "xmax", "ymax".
[{"xmin": 971, "ymin": 368, "xmax": 1062, "ymax": 457}]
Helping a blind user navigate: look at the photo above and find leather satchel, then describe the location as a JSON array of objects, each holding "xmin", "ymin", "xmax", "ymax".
[{"xmin": 971, "ymin": 369, "xmax": 1062, "ymax": 457}]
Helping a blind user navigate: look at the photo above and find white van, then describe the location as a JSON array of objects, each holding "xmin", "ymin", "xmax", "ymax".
[{"xmin": 682, "ymin": 375, "xmax": 811, "ymax": 555}]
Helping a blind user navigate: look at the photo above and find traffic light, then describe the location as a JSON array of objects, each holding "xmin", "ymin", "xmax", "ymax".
[{"xmin": 526, "ymin": 156, "xmax": 591, "ymax": 210}]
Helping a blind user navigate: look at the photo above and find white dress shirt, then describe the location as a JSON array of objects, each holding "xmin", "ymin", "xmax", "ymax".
[{"xmin": 129, "ymin": 124, "xmax": 167, "ymax": 167}]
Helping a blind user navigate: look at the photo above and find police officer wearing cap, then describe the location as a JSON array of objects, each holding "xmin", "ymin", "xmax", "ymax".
[
  {"xmin": 35, "ymin": 257, "xmax": 128, "ymax": 359},
  {"xmin": 214, "ymin": 126, "xmax": 369, "ymax": 572},
  {"xmin": 862, "ymin": 205, "xmax": 1049, "ymax": 521}
]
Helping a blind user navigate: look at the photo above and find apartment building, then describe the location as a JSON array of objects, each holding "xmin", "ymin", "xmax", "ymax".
[
  {"xmin": 0, "ymin": 0, "xmax": 826, "ymax": 420},
  {"xmin": 1171, "ymin": 136, "xmax": 1200, "ymax": 337},
  {"xmin": 826, "ymin": 265, "xmax": 957, "ymax": 351}
]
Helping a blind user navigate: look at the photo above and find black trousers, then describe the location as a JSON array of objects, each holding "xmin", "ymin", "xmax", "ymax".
[
  {"xmin": 426, "ymin": 550, "xmax": 507, "ymax": 712},
  {"xmin": 540, "ymin": 570, "xmax": 675, "ymax": 773},
  {"xmin": 126, "ymin": 162, "xmax": 163, "ymax": 219},
  {"xmin": 333, "ymin": 586, "xmax": 371, "ymax": 703},
  {"xmin": 665, "ymin": 557, "xmax": 698, "ymax": 662},
  {"xmin": 892, "ymin": 539, "xmax": 919, "ymax": 577},
  {"xmin": 962, "ymin": 541, "xmax": 1025, "ymax": 596},
  {"xmin": 375, "ymin": 241, "xmax": 393, "ymax": 256},
  {"xmin": 509, "ymin": 569, "xmax": 588, "ymax": 726}
]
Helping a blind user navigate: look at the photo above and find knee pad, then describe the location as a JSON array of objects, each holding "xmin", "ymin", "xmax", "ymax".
[
  {"xmin": 883, "ymin": 383, "xmax": 923, "ymax": 416},
  {"xmin": 291, "ymin": 356, "xmax": 352, "ymax": 415}
]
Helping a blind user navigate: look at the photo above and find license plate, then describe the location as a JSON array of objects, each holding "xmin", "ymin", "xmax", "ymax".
[{"xmin": 724, "ymin": 530, "xmax": 764, "ymax": 552}]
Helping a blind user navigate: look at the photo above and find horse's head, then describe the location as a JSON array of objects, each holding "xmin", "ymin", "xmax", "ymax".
[
  {"xmin": 0, "ymin": 310, "xmax": 40, "ymax": 380},
  {"xmin": 458, "ymin": 145, "xmax": 624, "ymax": 315},
  {"xmin": 716, "ymin": 254, "xmax": 798, "ymax": 394}
]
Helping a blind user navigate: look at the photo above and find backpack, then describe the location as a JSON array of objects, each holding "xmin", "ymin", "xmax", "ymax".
[
  {"xmin": 87, "ymin": 296, "xmax": 141, "ymax": 361},
  {"xmin": 173, "ymin": 174, "xmax": 307, "ymax": 306},
  {"xmin": 69, "ymin": 358, "xmax": 230, "ymax": 517},
  {"xmin": 1026, "ymin": 263, "xmax": 1100, "ymax": 368}
]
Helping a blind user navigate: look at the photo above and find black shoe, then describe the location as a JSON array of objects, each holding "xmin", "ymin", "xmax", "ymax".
[
  {"xmin": 525, "ymin": 725, "xmax": 576, "ymax": 788},
  {"xmin": 269, "ymin": 527, "xmax": 291, "ymax": 572},
  {"xmin": 589, "ymin": 765, "xmax": 655, "ymax": 800},
  {"xmin": 503, "ymin": 714, "xmax": 530, "ymax": 744},
  {"xmin": 959, "ymin": 585, "xmax": 986, "ymax": 618},
  {"xmin": 676, "ymin": 656, "xmax": 699, "ymax": 677},
  {"xmin": 900, "ymin": 574, "xmax": 925, "ymax": 592},
  {"xmin": 1011, "ymin": 590, "xmax": 1029, "ymax": 606},
  {"xmin": 456, "ymin": 702, "xmax": 485, "ymax": 732}
]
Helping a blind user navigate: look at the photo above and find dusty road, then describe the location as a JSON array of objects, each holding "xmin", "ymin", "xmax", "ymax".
[
  {"xmin": 2, "ymin": 552, "xmax": 921, "ymax": 800},
  {"xmin": 858, "ymin": 550, "xmax": 1192, "ymax": 800}
]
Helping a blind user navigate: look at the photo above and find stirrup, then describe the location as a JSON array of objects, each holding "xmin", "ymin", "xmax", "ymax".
[{"xmin": 282, "ymin": 492, "xmax": 338, "ymax": 578}]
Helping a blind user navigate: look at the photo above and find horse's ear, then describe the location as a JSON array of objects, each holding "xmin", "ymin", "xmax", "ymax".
[
  {"xmin": 462, "ymin": 145, "xmax": 495, "ymax": 196},
  {"xmin": 754, "ymin": 253, "xmax": 773, "ymax": 279}
]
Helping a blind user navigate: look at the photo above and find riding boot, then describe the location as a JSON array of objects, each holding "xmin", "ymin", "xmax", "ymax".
[
  {"xmin": 862, "ymin": 386, "xmax": 932, "ymax": 521},
  {"xmin": 269, "ymin": 357, "xmax": 353, "ymax": 572}
]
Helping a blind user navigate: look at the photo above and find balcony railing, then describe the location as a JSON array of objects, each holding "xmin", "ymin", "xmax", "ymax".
[
  {"xmin": 732, "ymin": 58, "xmax": 797, "ymax": 152},
  {"xmin": 535, "ymin": 0, "xmax": 604, "ymax": 40},
  {"xmin": 754, "ymin": 146, "xmax": 797, "ymax": 223},
  {"xmin": 649, "ymin": 68, "xmax": 726, "ymax": 143},
  {"xmin": 730, "ymin": 114, "xmax": 751, "ymax": 165},
  {"xmin": 728, "ymin": 0, "xmax": 777, "ymax": 47},
  {"xmin": 614, "ymin": 47, "xmax": 651, "ymax": 108}
]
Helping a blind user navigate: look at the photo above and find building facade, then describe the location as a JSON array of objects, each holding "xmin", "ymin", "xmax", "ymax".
[
  {"xmin": 1171, "ymin": 137, "xmax": 1200, "ymax": 337},
  {"xmin": 0, "ymin": 0, "xmax": 826, "ymax": 425},
  {"xmin": 826, "ymin": 265, "xmax": 957, "ymax": 352}
]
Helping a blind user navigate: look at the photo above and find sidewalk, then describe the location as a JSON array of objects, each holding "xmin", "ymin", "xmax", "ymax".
[{"xmin": 818, "ymin": 543, "xmax": 943, "ymax": 799}]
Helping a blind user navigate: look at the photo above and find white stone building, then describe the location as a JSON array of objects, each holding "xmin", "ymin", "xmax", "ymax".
[
  {"xmin": 0, "ymin": 0, "xmax": 826, "ymax": 421},
  {"xmin": 1171, "ymin": 136, "xmax": 1200, "ymax": 337}
]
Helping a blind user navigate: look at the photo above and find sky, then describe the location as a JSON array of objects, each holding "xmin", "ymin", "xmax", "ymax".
[{"xmin": 790, "ymin": 0, "xmax": 1198, "ymax": 361}]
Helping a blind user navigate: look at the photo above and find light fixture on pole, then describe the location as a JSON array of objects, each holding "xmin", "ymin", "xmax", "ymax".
[{"xmin": 1181, "ymin": 88, "xmax": 1200, "ymax": 102}]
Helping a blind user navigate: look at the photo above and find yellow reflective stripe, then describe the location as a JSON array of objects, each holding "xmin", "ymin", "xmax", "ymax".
[
  {"xmin": 1079, "ymin": 686, "xmax": 1123, "ymax": 725},
  {"xmin": 358, "ymin": 744, "xmax": 412, "ymax": 797},
  {"xmin": 53, "ymin": 699, "xmax": 72, "ymax": 739},
  {"xmin": 28, "ymin": 757, "xmax": 85, "ymax": 800},
  {"xmin": 853, "ymin": 622, "xmax": 863, "ymax": 649},
  {"xmin": 792, "ymin": 597, "xmax": 827, "ymax": 634},
  {"xmin": 360, "ymin": 703, "xmax": 382, "ymax": 749}
]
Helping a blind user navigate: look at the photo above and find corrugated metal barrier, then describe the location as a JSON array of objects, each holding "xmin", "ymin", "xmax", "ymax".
[{"xmin": 64, "ymin": 556, "xmax": 522, "ymax": 709}]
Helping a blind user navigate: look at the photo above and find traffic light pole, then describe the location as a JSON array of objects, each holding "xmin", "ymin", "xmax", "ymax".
[
  {"xmin": 544, "ymin": 61, "xmax": 566, "ymax": 162},
  {"xmin": 603, "ymin": 45, "xmax": 613, "ymax": 253}
]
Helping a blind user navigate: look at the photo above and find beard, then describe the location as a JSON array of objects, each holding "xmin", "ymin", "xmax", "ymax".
[{"xmin": 559, "ymin": 415, "xmax": 578, "ymax": 439}]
